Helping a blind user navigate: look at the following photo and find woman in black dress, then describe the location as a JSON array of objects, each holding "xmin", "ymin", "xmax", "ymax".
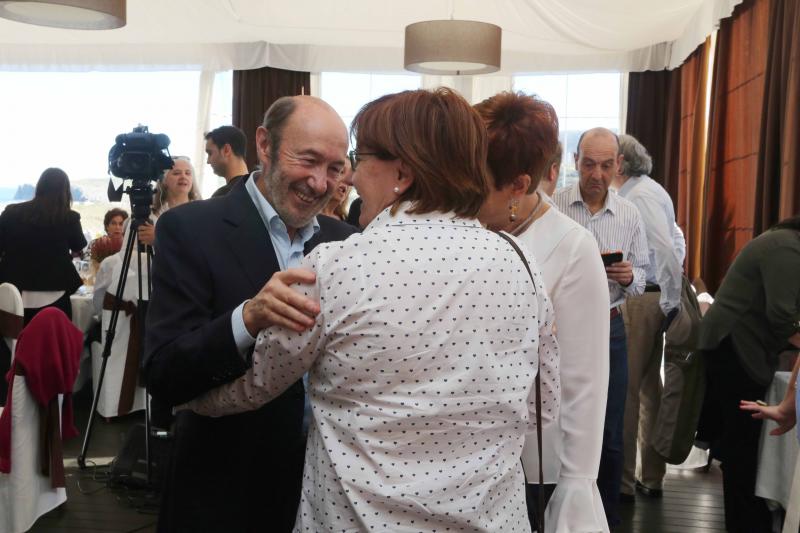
[{"xmin": 0, "ymin": 167, "xmax": 86, "ymax": 324}]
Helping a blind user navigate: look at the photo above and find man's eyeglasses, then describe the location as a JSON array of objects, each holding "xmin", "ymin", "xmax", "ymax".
[{"xmin": 348, "ymin": 149, "xmax": 383, "ymax": 171}]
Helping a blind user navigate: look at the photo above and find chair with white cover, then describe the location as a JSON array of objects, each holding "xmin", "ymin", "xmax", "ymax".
[
  {"xmin": 90, "ymin": 255, "xmax": 146, "ymax": 418},
  {"xmin": 0, "ymin": 283, "xmax": 24, "ymax": 407},
  {"xmin": 0, "ymin": 308, "xmax": 82, "ymax": 533}
]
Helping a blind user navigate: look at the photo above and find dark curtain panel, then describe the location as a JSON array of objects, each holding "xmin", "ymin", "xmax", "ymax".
[
  {"xmin": 626, "ymin": 70, "xmax": 680, "ymax": 201},
  {"xmin": 754, "ymin": 0, "xmax": 800, "ymax": 233},
  {"xmin": 702, "ymin": 0, "xmax": 770, "ymax": 293},
  {"xmin": 232, "ymin": 66, "xmax": 311, "ymax": 171}
]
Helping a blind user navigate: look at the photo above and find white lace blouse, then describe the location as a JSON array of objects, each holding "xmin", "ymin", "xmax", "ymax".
[
  {"xmin": 183, "ymin": 205, "xmax": 560, "ymax": 533},
  {"xmin": 518, "ymin": 204, "xmax": 611, "ymax": 533}
]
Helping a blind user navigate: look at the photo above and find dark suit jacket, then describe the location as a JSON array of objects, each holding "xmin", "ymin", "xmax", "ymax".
[
  {"xmin": 0, "ymin": 204, "xmax": 86, "ymax": 294},
  {"xmin": 144, "ymin": 176, "xmax": 357, "ymax": 532},
  {"xmin": 210, "ymin": 173, "xmax": 247, "ymax": 198}
]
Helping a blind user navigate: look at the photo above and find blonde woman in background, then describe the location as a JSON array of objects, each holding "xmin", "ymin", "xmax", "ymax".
[
  {"xmin": 318, "ymin": 159, "xmax": 352, "ymax": 222},
  {"xmin": 137, "ymin": 156, "xmax": 201, "ymax": 246}
]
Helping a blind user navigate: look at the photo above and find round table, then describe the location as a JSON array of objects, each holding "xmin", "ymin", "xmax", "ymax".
[
  {"xmin": 70, "ymin": 292, "xmax": 96, "ymax": 333},
  {"xmin": 69, "ymin": 291, "xmax": 97, "ymax": 392}
]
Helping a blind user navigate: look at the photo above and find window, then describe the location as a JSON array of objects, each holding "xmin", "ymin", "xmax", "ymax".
[
  {"xmin": 513, "ymin": 73, "xmax": 622, "ymax": 189},
  {"xmin": 320, "ymin": 72, "xmax": 421, "ymax": 135},
  {"xmin": 0, "ymin": 70, "xmax": 232, "ymax": 236}
]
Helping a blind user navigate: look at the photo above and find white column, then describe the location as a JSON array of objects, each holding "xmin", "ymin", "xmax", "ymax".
[
  {"xmin": 471, "ymin": 75, "xmax": 514, "ymax": 104},
  {"xmin": 619, "ymin": 72, "xmax": 629, "ymax": 134},
  {"xmin": 194, "ymin": 70, "xmax": 216, "ymax": 198},
  {"xmin": 309, "ymin": 73, "xmax": 322, "ymax": 97},
  {"xmin": 422, "ymin": 74, "xmax": 513, "ymax": 104}
]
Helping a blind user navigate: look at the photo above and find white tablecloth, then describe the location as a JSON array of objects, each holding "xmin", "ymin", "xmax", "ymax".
[
  {"xmin": 69, "ymin": 293, "xmax": 96, "ymax": 333},
  {"xmin": 69, "ymin": 292, "xmax": 96, "ymax": 393},
  {"xmin": 755, "ymin": 371, "xmax": 800, "ymax": 510}
]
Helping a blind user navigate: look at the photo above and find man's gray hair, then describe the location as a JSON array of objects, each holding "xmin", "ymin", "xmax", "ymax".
[
  {"xmin": 618, "ymin": 134, "xmax": 653, "ymax": 177},
  {"xmin": 262, "ymin": 96, "xmax": 298, "ymax": 164}
]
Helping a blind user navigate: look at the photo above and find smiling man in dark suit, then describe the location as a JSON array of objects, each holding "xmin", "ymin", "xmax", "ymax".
[{"xmin": 144, "ymin": 95, "xmax": 356, "ymax": 532}]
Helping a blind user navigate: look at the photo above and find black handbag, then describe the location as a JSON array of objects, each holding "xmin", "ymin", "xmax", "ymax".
[{"xmin": 495, "ymin": 230, "xmax": 546, "ymax": 533}]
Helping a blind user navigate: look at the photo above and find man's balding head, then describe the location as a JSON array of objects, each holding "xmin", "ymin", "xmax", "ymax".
[
  {"xmin": 254, "ymin": 95, "xmax": 349, "ymax": 232},
  {"xmin": 576, "ymin": 127, "xmax": 620, "ymax": 159},
  {"xmin": 574, "ymin": 127, "xmax": 623, "ymax": 205}
]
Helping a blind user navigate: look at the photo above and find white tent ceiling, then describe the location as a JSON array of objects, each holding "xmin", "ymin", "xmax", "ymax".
[{"xmin": 0, "ymin": 0, "xmax": 742, "ymax": 73}]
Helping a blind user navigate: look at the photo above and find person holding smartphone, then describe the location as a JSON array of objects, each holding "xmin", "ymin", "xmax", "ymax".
[{"xmin": 553, "ymin": 128, "xmax": 649, "ymax": 527}]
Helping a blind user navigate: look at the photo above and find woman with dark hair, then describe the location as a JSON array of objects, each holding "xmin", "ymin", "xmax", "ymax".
[
  {"xmin": 183, "ymin": 88, "xmax": 560, "ymax": 532},
  {"xmin": 0, "ymin": 167, "xmax": 87, "ymax": 323},
  {"xmin": 699, "ymin": 213, "xmax": 800, "ymax": 533},
  {"xmin": 475, "ymin": 92, "xmax": 610, "ymax": 532},
  {"xmin": 103, "ymin": 207, "xmax": 128, "ymax": 239}
]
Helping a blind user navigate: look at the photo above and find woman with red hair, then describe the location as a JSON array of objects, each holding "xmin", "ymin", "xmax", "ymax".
[{"xmin": 476, "ymin": 92, "xmax": 610, "ymax": 532}]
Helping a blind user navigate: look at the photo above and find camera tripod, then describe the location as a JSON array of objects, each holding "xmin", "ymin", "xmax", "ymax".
[{"xmin": 77, "ymin": 183, "xmax": 158, "ymax": 487}]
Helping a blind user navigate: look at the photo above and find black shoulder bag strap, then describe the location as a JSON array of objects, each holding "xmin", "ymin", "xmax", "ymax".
[{"xmin": 494, "ymin": 230, "xmax": 545, "ymax": 533}]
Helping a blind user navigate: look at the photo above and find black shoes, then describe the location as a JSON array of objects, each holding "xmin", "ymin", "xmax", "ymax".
[
  {"xmin": 635, "ymin": 480, "xmax": 663, "ymax": 498},
  {"xmin": 619, "ymin": 492, "xmax": 635, "ymax": 504}
]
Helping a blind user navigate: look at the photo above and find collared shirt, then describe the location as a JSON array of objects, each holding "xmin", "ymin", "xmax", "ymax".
[
  {"xmin": 230, "ymin": 172, "xmax": 320, "ymax": 352},
  {"xmin": 617, "ymin": 175, "xmax": 682, "ymax": 314},
  {"xmin": 537, "ymin": 187, "xmax": 557, "ymax": 208},
  {"xmin": 554, "ymin": 183, "xmax": 648, "ymax": 308},
  {"xmin": 516, "ymin": 206, "xmax": 610, "ymax": 532},
  {"xmin": 185, "ymin": 204, "xmax": 560, "ymax": 532}
]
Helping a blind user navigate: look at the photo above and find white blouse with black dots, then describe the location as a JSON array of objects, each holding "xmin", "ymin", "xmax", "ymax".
[{"xmin": 183, "ymin": 205, "xmax": 560, "ymax": 533}]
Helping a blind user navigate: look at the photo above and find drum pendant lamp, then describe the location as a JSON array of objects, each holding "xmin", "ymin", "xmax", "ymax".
[
  {"xmin": 404, "ymin": 19, "xmax": 502, "ymax": 75},
  {"xmin": 0, "ymin": 0, "xmax": 125, "ymax": 30}
]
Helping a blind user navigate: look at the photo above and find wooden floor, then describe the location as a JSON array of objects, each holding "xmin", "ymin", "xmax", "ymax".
[
  {"xmin": 31, "ymin": 389, "xmax": 728, "ymax": 533},
  {"xmin": 31, "ymin": 388, "xmax": 157, "ymax": 533},
  {"xmin": 617, "ymin": 467, "xmax": 726, "ymax": 533}
]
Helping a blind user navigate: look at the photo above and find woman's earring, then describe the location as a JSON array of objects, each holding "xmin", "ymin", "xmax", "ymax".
[
  {"xmin": 509, "ymin": 198, "xmax": 519, "ymax": 222},
  {"xmin": 393, "ymin": 187, "xmax": 401, "ymax": 194}
]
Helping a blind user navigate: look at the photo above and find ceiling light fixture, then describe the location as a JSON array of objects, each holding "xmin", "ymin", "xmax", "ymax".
[
  {"xmin": 404, "ymin": 20, "xmax": 501, "ymax": 76},
  {"xmin": 0, "ymin": 0, "xmax": 125, "ymax": 30}
]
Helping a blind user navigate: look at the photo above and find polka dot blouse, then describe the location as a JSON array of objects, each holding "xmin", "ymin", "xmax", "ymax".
[{"xmin": 183, "ymin": 205, "xmax": 560, "ymax": 532}]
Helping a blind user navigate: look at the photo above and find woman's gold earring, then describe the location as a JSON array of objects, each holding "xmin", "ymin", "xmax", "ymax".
[{"xmin": 509, "ymin": 199, "xmax": 519, "ymax": 222}]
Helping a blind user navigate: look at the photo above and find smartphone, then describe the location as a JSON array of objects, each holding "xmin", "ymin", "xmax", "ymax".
[{"xmin": 601, "ymin": 251, "xmax": 623, "ymax": 266}]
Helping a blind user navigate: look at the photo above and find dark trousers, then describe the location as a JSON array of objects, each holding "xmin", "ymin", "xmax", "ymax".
[
  {"xmin": 597, "ymin": 312, "xmax": 628, "ymax": 527},
  {"xmin": 704, "ymin": 337, "xmax": 772, "ymax": 533},
  {"xmin": 525, "ymin": 482, "xmax": 556, "ymax": 532},
  {"xmin": 23, "ymin": 291, "xmax": 72, "ymax": 325},
  {"xmin": 157, "ymin": 383, "xmax": 305, "ymax": 533}
]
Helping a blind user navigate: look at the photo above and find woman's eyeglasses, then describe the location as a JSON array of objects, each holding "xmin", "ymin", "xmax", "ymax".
[{"xmin": 348, "ymin": 150, "xmax": 382, "ymax": 171}]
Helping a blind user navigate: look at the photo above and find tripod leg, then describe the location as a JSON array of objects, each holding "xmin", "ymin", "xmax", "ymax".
[
  {"xmin": 77, "ymin": 223, "xmax": 137, "ymax": 469},
  {"xmin": 137, "ymin": 244, "xmax": 153, "ymax": 486}
]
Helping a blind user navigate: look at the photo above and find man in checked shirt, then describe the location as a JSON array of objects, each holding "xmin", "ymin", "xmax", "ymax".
[{"xmin": 553, "ymin": 127, "xmax": 649, "ymax": 528}]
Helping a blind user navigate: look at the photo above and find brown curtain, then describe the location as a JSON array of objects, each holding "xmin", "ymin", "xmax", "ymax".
[
  {"xmin": 625, "ymin": 69, "xmax": 681, "ymax": 202},
  {"xmin": 754, "ymin": 0, "xmax": 800, "ymax": 232},
  {"xmin": 702, "ymin": 0, "xmax": 771, "ymax": 292},
  {"xmin": 232, "ymin": 66, "xmax": 311, "ymax": 171},
  {"xmin": 678, "ymin": 42, "xmax": 711, "ymax": 282},
  {"xmin": 625, "ymin": 43, "xmax": 708, "ymax": 278}
]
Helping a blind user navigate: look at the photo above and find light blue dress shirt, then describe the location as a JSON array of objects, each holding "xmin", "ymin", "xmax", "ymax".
[
  {"xmin": 617, "ymin": 175, "xmax": 682, "ymax": 314},
  {"xmin": 231, "ymin": 172, "xmax": 320, "ymax": 353}
]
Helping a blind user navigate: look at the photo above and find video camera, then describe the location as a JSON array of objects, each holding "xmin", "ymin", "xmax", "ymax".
[
  {"xmin": 108, "ymin": 125, "xmax": 173, "ymax": 183},
  {"xmin": 107, "ymin": 125, "xmax": 173, "ymax": 222}
]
